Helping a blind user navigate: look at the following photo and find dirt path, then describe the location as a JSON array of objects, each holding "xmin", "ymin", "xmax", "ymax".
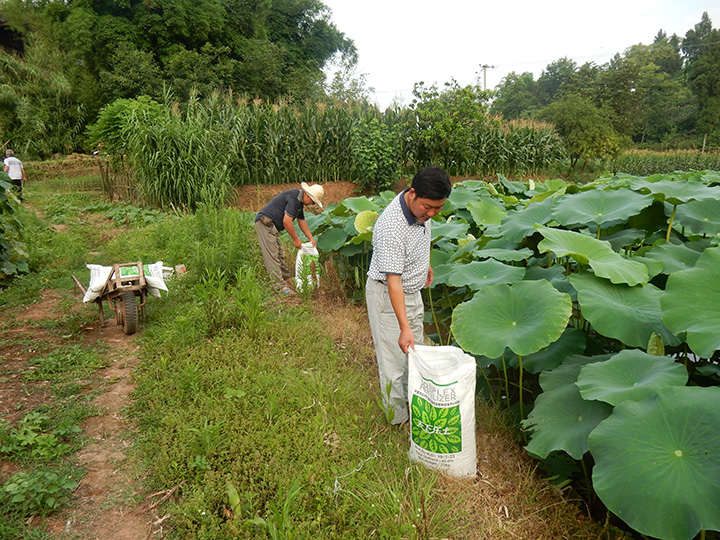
[{"xmin": 0, "ymin": 291, "xmax": 164, "ymax": 539}]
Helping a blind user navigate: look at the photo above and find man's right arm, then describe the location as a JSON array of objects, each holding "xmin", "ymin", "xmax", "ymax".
[{"xmin": 386, "ymin": 273, "xmax": 414, "ymax": 354}]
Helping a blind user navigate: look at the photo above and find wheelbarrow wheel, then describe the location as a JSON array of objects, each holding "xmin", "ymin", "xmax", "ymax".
[{"xmin": 121, "ymin": 290, "xmax": 138, "ymax": 335}]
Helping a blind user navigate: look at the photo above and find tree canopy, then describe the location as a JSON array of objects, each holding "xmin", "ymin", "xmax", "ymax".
[
  {"xmin": 490, "ymin": 12, "xmax": 720, "ymax": 154},
  {"xmin": 0, "ymin": 0, "xmax": 355, "ymax": 157}
]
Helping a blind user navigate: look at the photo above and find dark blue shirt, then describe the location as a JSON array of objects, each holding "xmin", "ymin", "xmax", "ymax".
[{"xmin": 255, "ymin": 189, "xmax": 305, "ymax": 231}]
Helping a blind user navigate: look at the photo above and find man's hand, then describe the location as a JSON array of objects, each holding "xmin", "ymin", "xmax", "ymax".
[
  {"xmin": 424, "ymin": 266, "xmax": 434, "ymax": 288},
  {"xmin": 398, "ymin": 327, "xmax": 415, "ymax": 355},
  {"xmin": 292, "ymin": 237, "xmax": 302, "ymax": 249}
]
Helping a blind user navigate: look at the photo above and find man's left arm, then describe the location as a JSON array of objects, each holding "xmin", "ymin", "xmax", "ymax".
[{"xmin": 297, "ymin": 219, "xmax": 316, "ymax": 247}]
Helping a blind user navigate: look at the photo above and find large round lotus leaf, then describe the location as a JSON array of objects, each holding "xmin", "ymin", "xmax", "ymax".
[
  {"xmin": 628, "ymin": 177, "xmax": 720, "ymax": 205},
  {"xmin": 522, "ymin": 384, "xmax": 612, "ymax": 459},
  {"xmin": 431, "ymin": 220, "xmax": 470, "ymax": 241},
  {"xmin": 570, "ymin": 272, "xmax": 680, "ymax": 348},
  {"xmin": 661, "ymin": 247, "xmax": 720, "ymax": 358},
  {"xmin": 498, "ymin": 197, "xmax": 555, "ymax": 244},
  {"xmin": 522, "ymin": 327, "xmax": 587, "ymax": 374},
  {"xmin": 536, "ymin": 226, "xmax": 649, "ymax": 286},
  {"xmin": 336, "ymin": 196, "xmax": 381, "ymax": 214},
  {"xmin": 576, "ymin": 350, "xmax": 688, "ymax": 406},
  {"xmin": 446, "ymin": 259, "xmax": 525, "ymax": 291},
  {"xmin": 467, "ymin": 200, "xmax": 507, "ymax": 227},
  {"xmin": 317, "ymin": 227, "xmax": 348, "ymax": 251},
  {"xmin": 552, "ymin": 188, "xmax": 654, "ymax": 229},
  {"xmin": 674, "ymin": 198, "xmax": 720, "ymax": 236},
  {"xmin": 589, "ymin": 386, "xmax": 720, "ymax": 540},
  {"xmin": 452, "ymin": 280, "xmax": 571, "ymax": 358},
  {"xmin": 645, "ymin": 242, "xmax": 703, "ymax": 274}
]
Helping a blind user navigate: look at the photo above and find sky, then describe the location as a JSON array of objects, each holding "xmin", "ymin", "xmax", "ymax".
[{"xmin": 321, "ymin": 0, "xmax": 720, "ymax": 110}]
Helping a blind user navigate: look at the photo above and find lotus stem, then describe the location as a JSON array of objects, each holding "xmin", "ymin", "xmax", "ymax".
[
  {"xmin": 666, "ymin": 204, "xmax": 677, "ymax": 242},
  {"xmin": 501, "ymin": 354, "xmax": 510, "ymax": 410},
  {"xmin": 518, "ymin": 355, "xmax": 524, "ymax": 421}
]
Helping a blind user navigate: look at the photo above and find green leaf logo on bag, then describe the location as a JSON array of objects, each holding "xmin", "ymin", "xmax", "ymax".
[{"xmin": 411, "ymin": 395, "xmax": 462, "ymax": 454}]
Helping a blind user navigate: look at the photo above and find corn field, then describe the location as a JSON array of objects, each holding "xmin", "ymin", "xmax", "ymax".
[
  {"xmin": 104, "ymin": 91, "xmax": 566, "ymax": 209},
  {"xmin": 612, "ymin": 149, "xmax": 720, "ymax": 176}
]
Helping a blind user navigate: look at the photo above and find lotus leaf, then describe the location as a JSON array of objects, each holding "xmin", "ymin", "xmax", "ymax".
[
  {"xmin": 338, "ymin": 196, "xmax": 381, "ymax": 213},
  {"xmin": 497, "ymin": 174, "xmax": 527, "ymax": 195},
  {"xmin": 431, "ymin": 220, "xmax": 470, "ymax": 242},
  {"xmin": 522, "ymin": 327, "xmax": 587, "ymax": 374},
  {"xmin": 471, "ymin": 247, "xmax": 534, "ymax": 263},
  {"xmin": 498, "ymin": 197, "xmax": 555, "ymax": 243},
  {"xmin": 496, "ymin": 327, "xmax": 586, "ymax": 373},
  {"xmin": 661, "ymin": 246, "xmax": 720, "ymax": 358},
  {"xmin": 467, "ymin": 200, "xmax": 507, "ymax": 227},
  {"xmin": 673, "ymin": 198, "xmax": 720, "ymax": 236},
  {"xmin": 590, "ymin": 386, "xmax": 720, "ymax": 540},
  {"xmin": 430, "ymin": 263, "xmax": 454, "ymax": 286},
  {"xmin": 628, "ymin": 178, "xmax": 720, "ymax": 205},
  {"xmin": 599, "ymin": 228, "xmax": 646, "ymax": 251},
  {"xmin": 570, "ymin": 272, "xmax": 680, "ymax": 348},
  {"xmin": 576, "ymin": 350, "xmax": 688, "ymax": 406},
  {"xmin": 446, "ymin": 260, "xmax": 525, "ymax": 291},
  {"xmin": 645, "ymin": 242, "xmax": 703, "ymax": 274},
  {"xmin": 522, "ymin": 383, "xmax": 612, "ymax": 459},
  {"xmin": 536, "ymin": 226, "xmax": 649, "ymax": 286},
  {"xmin": 446, "ymin": 186, "xmax": 483, "ymax": 210},
  {"xmin": 317, "ymin": 227, "xmax": 348, "ymax": 252},
  {"xmin": 354, "ymin": 210, "xmax": 378, "ymax": 233},
  {"xmin": 539, "ymin": 354, "xmax": 611, "ymax": 392},
  {"xmin": 451, "ymin": 280, "xmax": 571, "ymax": 358},
  {"xmin": 552, "ymin": 189, "xmax": 654, "ymax": 230}
]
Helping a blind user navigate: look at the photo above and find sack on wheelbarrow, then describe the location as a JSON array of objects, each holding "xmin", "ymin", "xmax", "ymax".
[
  {"xmin": 408, "ymin": 344, "xmax": 477, "ymax": 477},
  {"xmin": 83, "ymin": 261, "xmax": 168, "ymax": 303}
]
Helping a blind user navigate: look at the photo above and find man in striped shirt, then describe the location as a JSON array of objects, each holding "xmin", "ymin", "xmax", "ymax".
[{"xmin": 366, "ymin": 166, "xmax": 451, "ymax": 425}]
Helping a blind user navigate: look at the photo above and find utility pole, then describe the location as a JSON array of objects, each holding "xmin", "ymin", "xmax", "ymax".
[{"xmin": 478, "ymin": 64, "xmax": 496, "ymax": 91}]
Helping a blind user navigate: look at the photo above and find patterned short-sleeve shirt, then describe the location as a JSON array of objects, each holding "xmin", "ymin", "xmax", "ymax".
[{"xmin": 368, "ymin": 189, "xmax": 431, "ymax": 293}]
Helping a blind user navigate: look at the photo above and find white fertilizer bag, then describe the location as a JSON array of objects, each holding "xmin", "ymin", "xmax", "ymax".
[
  {"xmin": 83, "ymin": 261, "xmax": 168, "ymax": 303},
  {"xmin": 295, "ymin": 243, "xmax": 320, "ymax": 293},
  {"xmin": 408, "ymin": 344, "xmax": 477, "ymax": 477}
]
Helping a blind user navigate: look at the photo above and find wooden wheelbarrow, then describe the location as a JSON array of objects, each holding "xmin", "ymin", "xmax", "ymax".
[{"xmin": 73, "ymin": 262, "xmax": 148, "ymax": 335}]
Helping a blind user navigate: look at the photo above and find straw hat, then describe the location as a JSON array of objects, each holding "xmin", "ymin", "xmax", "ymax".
[{"xmin": 301, "ymin": 182, "xmax": 324, "ymax": 208}]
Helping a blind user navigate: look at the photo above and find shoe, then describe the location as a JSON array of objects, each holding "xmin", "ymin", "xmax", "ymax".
[{"xmin": 280, "ymin": 287, "xmax": 296, "ymax": 295}]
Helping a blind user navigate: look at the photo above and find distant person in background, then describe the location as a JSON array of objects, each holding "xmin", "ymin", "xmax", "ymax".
[
  {"xmin": 254, "ymin": 182, "xmax": 324, "ymax": 296},
  {"xmin": 3, "ymin": 149, "xmax": 27, "ymax": 201},
  {"xmin": 366, "ymin": 165, "xmax": 451, "ymax": 425}
]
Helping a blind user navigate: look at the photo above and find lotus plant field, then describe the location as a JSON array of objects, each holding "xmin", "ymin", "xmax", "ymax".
[{"xmin": 307, "ymin": 170, "xmax": 720, "ymax": 540}]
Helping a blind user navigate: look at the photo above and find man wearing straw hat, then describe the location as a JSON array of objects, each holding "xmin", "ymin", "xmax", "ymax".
[
  {"xmin": 3, "ymin": 149, "xmax": 28, "ymax": 202},
  {"xmin": 366, "ymin": 166, "xmax": 451, "ymax": 425},
  {"xmin": 254, "ymin": 182, "xmax": 324, "ymax": 295}
]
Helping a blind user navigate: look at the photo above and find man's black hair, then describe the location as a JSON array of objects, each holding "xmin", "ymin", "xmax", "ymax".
[{"xmin": 410, "ymin": 165, "xmax": 452, "ymax": 200}]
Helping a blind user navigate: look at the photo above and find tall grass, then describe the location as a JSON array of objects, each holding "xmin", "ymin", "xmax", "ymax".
[{"xmin": 104, "ymin": 92, "xmax": 566, "ymax": 210}]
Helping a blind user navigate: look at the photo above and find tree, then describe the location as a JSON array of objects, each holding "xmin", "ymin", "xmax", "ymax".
[
  {"xmin": 683, "ymin": 13, "xmax": 720, "ymax": 137},
  {"xmin": 490, "ymin": 72, "xmax": 539, "ymax": 120},
  {"xmin": 539, "ymin": 93, "xmax": 621, "ymax": 170},
  {"xmin": 536, "ymin": 57, "xmax": 577, "ymax": 106}
]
